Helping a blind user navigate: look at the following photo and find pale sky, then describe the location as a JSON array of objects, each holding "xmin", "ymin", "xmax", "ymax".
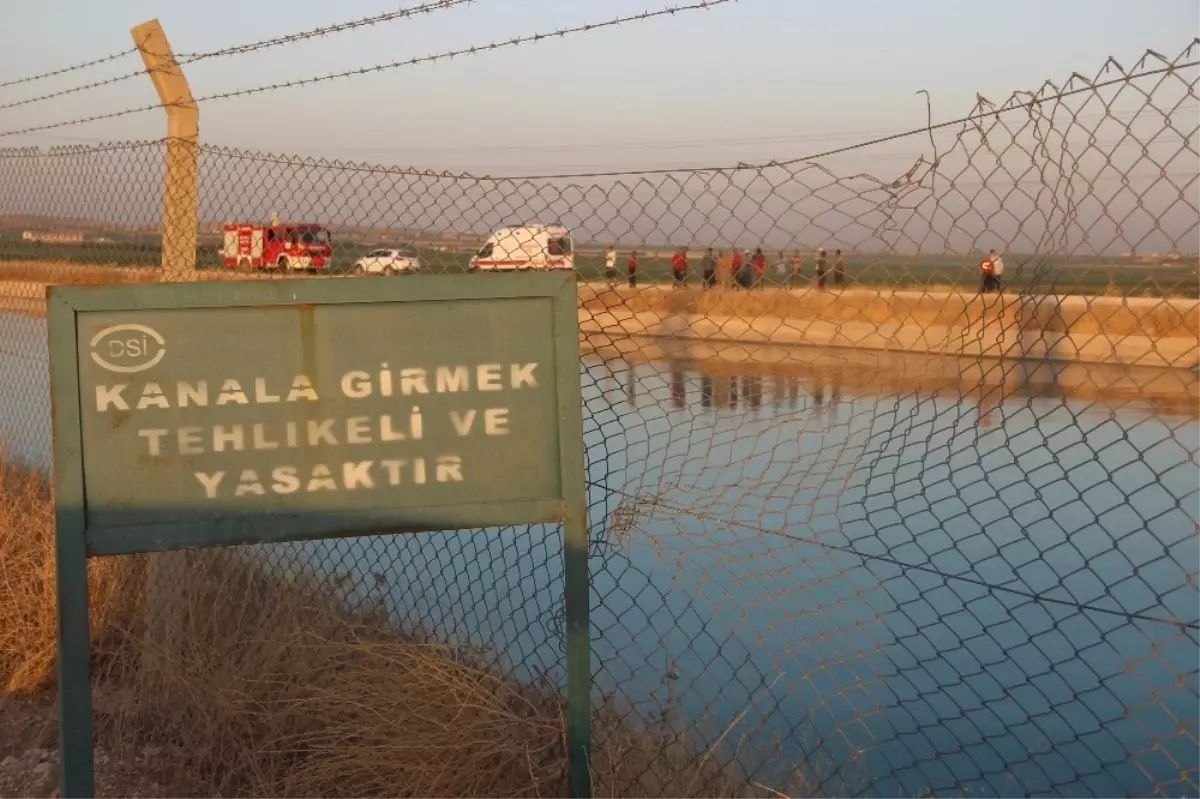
[
  {"xmin": 1, "ymin": 0, "xmax": 1195, "ymax": 166},
  {"xmin": 0, "ymin": 0, "xmax": 1197, "ymax": 251}
]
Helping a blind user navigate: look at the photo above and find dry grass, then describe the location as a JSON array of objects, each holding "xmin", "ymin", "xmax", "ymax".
[
  {"xmin": 0, "ymin": 460, "xmax": 140, "ymax": 695},
  {"xmin": 0, "ymin": 458, "xmax": 784, "ymax": 798},
  {"xmin": 0, "ymin": 262, "xmax": 159, "ymax": 285}
]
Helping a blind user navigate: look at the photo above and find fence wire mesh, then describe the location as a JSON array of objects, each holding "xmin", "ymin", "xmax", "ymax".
[{"xmin": 0, "ymin": 39, "xmax": 1197, "ymax": 799}]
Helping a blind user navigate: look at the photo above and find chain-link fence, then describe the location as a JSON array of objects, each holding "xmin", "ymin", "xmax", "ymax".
[{"xmin": 0, "ymin": 38, "xmax": 1197, "ymax": 798}]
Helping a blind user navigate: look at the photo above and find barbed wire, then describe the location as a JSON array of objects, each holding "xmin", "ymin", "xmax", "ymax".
[
  {"xmin": 6, "ymin": 16, "xmax": 1187, "ymax": 166},
  {"xmin": 0, "ymin": 48, "xmax": 135, "ymax": 91},
  {"xmin": 120, "ymin": 43, "xmax": 1191, "ymax": 181},
  {"xmin": 176, "ymin": 0, "xmax": 478, "ymax": 62},
  {"xmin": 173, "ymin": 62, "xmax": 1197, "ymax": 183},
  {"xmin": 0, "ymin": 0, "xmax": 477, "ymax": 113},
  {"xmin": 188, "ymin": 0, "xmax": 735, "ymax": 103},
  {"xmin": 0, "ymin": 67, "xmax": 149, "ymax": 114},
  {"xmin": 0, "ymin": 0, "xmax": 735, "ymax": 140}
]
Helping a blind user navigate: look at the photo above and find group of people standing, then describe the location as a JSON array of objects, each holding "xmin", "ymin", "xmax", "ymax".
[{"xmin": 604, "ymin": 246, "xmax": 847, "ymax": 289}]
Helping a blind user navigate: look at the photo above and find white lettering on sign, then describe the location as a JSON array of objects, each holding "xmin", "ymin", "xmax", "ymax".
[
  {"xmin": 253, "ymin": 424, "xmax": 279, "ymax": 450},
  {"xmin": 436, "ymin": 455, "xmax": 463, "ymax": 482},
  {"xmin": 179, "ymin": 427, "xmax": 204, "ymax": 455},
  {"xmin": 95, "ymin": 375, "xmax": 320, "ymax": 412},
  {"xmin": 97, "ymin": 360, "xmax": 544, "ymax": 501},
  {"xmin": 96, "ymin": 384, "xmax": 128, "ymax": 412},
  {"xmin": 342, "ymin": 371, "xmax": 371, "ymax": 399},
  {"xmin": 510, "ymin": 363, "xmax": 538, "ymax": 389},
  {"xmin": 133, "ymin": 410, "xmax": 431, "ymax": 457},
  {"xmin": 191, "ymin": 457, "xmax": 465, "ymax": 499},
  {"xmin": 195, "ymin": 471, "xmax": 225, "ymax": 499},
  {"xmin": 89, "ymin": 324, "xmax": 166, "ymax": 374},
  {"xmin": 400, "ymin": 368, "xmax": 428, "ymax": 395},
  {"xmin": 436, "ymin": 366, "xmax": 468, "ymax": 393},
  {"xmin": 449, "ymin": 409, "xmax": 476, "ymax": 436},
  {"xmin": 255, "ymin": 378, "xmax": 280, "ymax": 404},
  {"xmin": 477, "ymin": 364, "xmax": 503, "ymax": 391},
  {"xmin": 235, "ymin": 470, "xmax": 265, "ymax": 497},
  {"xmin": 91, "ymin": 364, "xmax": 538, "ymax": 413},
  {"xmin": 137, "ymin": 383, "xmax": 169, "ymax": 410},
  {"xmin": 213, "ymin": 425, "xmax": 244, "ymax": 452},
  {"xmin": 484, "ymin": 408, "xmax": 510, "ymax": 436},
  {"xmin": 138, "ymin": 428, "xmax": 168, "ymax": 456},
  {"xmin": 179, "ymin": 382, "xmax": 207, "ymax": 407},
  {"xmin": 216, "ymin": 380, "xmax": 249, "ymax": 406}
]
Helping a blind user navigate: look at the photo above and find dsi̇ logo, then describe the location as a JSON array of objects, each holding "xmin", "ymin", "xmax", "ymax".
[{"xmin": 89, "ymin": 324, "xmax": 166, "ymax": 374}]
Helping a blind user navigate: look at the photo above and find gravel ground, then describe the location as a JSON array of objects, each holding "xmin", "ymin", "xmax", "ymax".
[{"xmin": 0, "ymin": 694, "xmax": 191, "ymax": 798}]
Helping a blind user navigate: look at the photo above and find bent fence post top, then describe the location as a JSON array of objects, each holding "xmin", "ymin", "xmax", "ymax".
[{"xmin": 131, "ymin": 18, "xmax": 199, "ymax": 282}]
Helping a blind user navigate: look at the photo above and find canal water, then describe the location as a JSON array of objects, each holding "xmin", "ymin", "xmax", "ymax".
[
  {"xmin": 2, "ymin": 311, "xmax": 1196, "ymax": 796},
  {"xmin": 319, "ymin": 354, "xmax": 1196, "ymax": 797}
]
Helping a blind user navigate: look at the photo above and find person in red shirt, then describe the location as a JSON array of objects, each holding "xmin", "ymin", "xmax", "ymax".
[
  {"xmin": 750, "ymin": 248, "xmax": 767, "ymax": 289},
  {"xmin": 731, "ymin": 249, "xmax": 744, "ymax": 290},
  {"xmin": 671, "ymin": 247, "xmax": 689, "ymax": 288},
  {"xmin": 627, "ymin": 250, "xmax": 639, "ymax": 288}
]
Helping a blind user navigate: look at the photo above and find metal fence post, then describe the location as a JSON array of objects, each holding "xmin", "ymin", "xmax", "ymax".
[
  {"xmin": 131, "ymin": 17, "xmax": 198, "ymax": 684},
  {"xmin": 131, "ymin": 18, "xmax": 199, "ymax": 282}
]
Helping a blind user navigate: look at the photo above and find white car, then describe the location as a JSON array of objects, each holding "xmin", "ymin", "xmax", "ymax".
[{"xmin": 353, "ymin": 247, "xmax": 422, "ymax": 275}]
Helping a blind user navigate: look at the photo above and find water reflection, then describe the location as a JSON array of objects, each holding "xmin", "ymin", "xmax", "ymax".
[
  {"xmin": 585, "ymin": 337, "xmax": 1200, "ymax": 420},
  {"xmin": 619, "ymin": 359, "xmax": 873, "ymax": 417},
  {"xmin": 619, "ymin": 360, "xmax": 869, "ymax": 421},
  {"xmin": 670, "ymin": 367, "xmax": 685, "ymax": 410},
  {"xmin": 581, "ymin": 352, "xmax": 1198, "ymax": 796}
]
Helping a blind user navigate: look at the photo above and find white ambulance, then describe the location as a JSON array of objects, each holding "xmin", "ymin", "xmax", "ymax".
[{"xmin": 468, "ymin": 224, "xmax": 574, "ymax": 271}]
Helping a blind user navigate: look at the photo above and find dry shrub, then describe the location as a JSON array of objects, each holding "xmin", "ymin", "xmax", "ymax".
[
  {"xmin": 96, "ymin": 550, "xmax": 567, "ymax": 798},
  {"xmin": 0, "ymin": 458, "xmax": 769, "ymax": 797},
  {"xmin": 0, "ymin": 460, "xmax": 140, "ymax": 694},
  {"xmin": 109, "ymin": 552, "xmax": 767, "ymax": 797}
]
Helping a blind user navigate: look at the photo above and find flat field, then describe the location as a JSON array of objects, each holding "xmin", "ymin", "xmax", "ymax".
[{"xmin": 0, "ymin": 228, "xmax": 1195, "ymax": 297}]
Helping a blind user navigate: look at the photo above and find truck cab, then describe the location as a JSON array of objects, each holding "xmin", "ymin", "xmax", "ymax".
[{"xmin": 223, "ymin": 222, "xmax": 333, "ymax": 271}]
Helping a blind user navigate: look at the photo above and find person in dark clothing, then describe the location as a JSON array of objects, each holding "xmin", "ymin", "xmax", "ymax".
[
  {"xmin": 833, "ymin": 249, "xmax": 846, "ymax": 287},
  {"xmin": 979, "ymin": 253, "xmax": 995, "ymax": 294},
  {"xmin": 627, "ymin": 250, "xmax": 638, "ymax": 288},
  {"xmin": 816, "ymin": 248, "xmax": 828, "ymax": 290},
  {"xmin": 737, "ymin": 250, "xmax": 755, "ymax": 290},
  {"xmin": 701, "ymin": 247, "xmax": 717, "ymax": 289}
]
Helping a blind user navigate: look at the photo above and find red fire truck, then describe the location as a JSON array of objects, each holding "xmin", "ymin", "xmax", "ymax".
[{"xmin": 221, "ymin": 222, "xmax": 333, "ymax": 271}]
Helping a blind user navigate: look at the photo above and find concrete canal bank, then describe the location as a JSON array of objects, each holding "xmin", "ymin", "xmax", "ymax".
[
  {"xmin": 579, "ymin": 284, "xmax": 1200, "ymax": 370},
  {"xmin": 3, "ymin": 276, "xmax": 1196, "ymax": 370}
]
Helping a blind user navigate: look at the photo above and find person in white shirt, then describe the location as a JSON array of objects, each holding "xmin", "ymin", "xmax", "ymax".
[
  {"xmin": 988, "ymin": 249, "xmax": 1005, "ymax": 292},
  {"xmin": 604, "ymin": 246, "xmax": 617, "ymax": 286}
]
